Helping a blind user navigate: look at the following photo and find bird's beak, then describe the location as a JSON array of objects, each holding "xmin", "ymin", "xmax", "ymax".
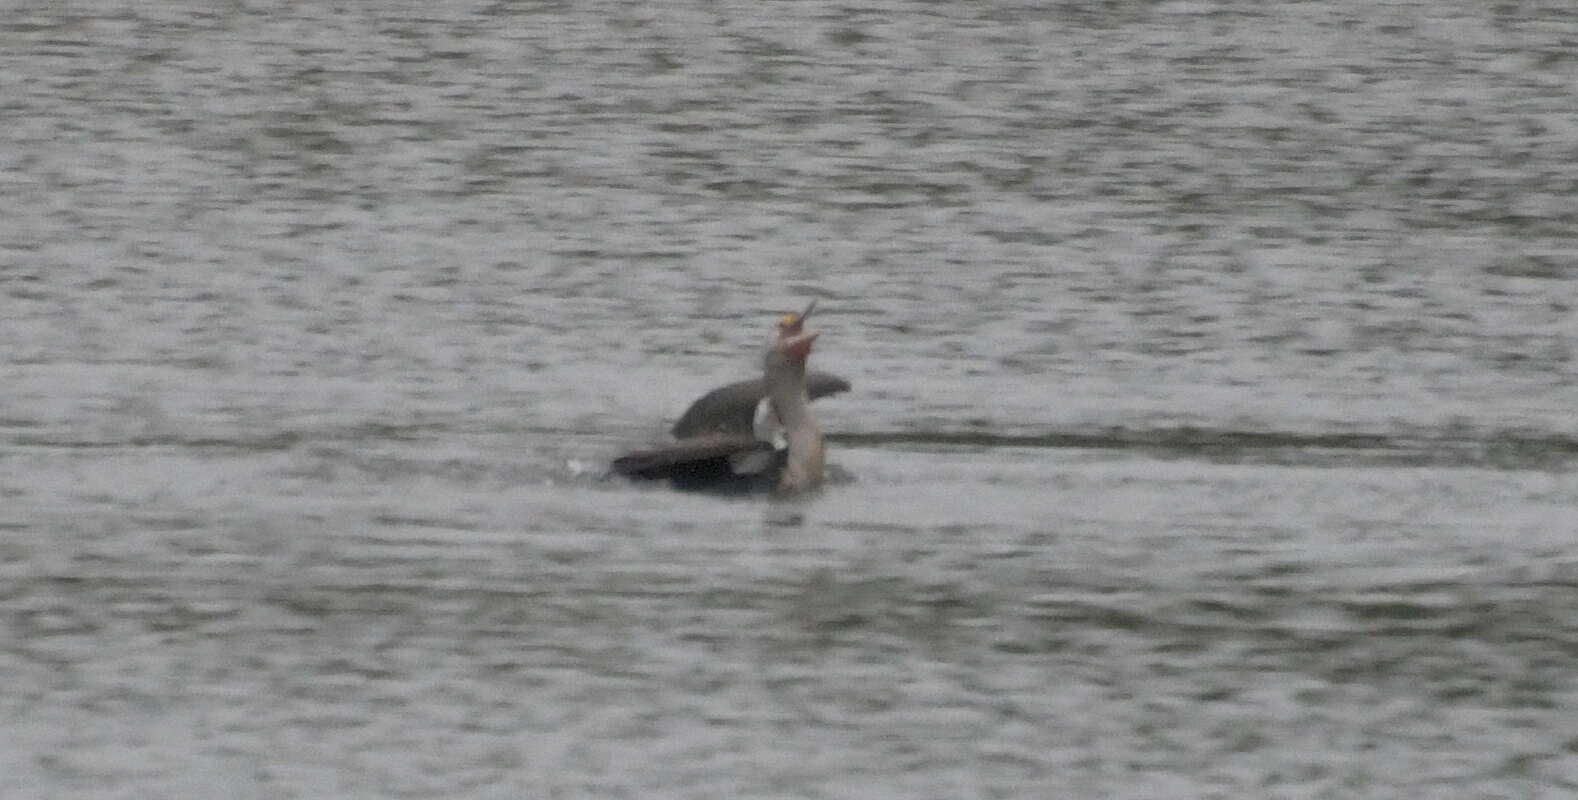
[{"xmin": 779, "ymin": 299, "xmax": 819, "ymax": 336}]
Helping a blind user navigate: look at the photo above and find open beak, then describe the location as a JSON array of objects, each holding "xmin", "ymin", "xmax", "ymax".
[{"xmin": 781, "ymin": 330, "xmax": 818, "ymax": 362}]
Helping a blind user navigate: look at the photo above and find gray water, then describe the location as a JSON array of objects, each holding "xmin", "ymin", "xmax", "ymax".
[{"xmin": 4, "ymin": 1, "xmax": 1578, "ymax": 797}]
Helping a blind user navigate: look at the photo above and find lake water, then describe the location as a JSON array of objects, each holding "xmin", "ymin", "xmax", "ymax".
[{"xmin": 4, "ymin": 1, "xmax": 1578, "ymax": 797}]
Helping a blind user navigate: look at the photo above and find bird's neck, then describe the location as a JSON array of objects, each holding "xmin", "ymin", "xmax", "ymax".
[
  {"xmin": 766, "ymin": 360, "xmax": 823, "ymax": 491},
  {"xmin": 767, "ymin": 361, "xmax": 811, "ymax": 431}
]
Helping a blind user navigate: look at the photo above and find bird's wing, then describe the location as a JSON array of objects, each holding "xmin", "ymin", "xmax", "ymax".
[
  {"xmin": 806, "ymin": 370, "xmax": 853, "ymax": 401},
  {"xmin": 611, "ymin": 433, "xmax": 770, "ymax": 479},
  {"xmin": 670, "ymin": 370, "xmax": 852, "ymax": 438},
  {"xmin": 670, "ymin": 380, "xmax": 766, "ymax": 438}
]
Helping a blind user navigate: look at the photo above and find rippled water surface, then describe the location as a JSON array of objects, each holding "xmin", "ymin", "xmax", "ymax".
[{"xmin": 5, "ymin": 1, "xmax": 1578, "ymax": 797}]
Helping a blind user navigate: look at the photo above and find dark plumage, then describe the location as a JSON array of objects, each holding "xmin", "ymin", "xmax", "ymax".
[
  {"xmin": 669, "ymin": 371, "xmax": 850, "ymax": 438},
  {"xmin": 610, "ymin": 433, "xmax": 782, "ymax": 492},
  {"xmin": 612, "ymin": 300, "xmax": 837, "ymax": 493}
]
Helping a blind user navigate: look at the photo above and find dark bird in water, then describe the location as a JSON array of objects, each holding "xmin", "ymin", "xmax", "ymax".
[{"xmin": 612, "ymin": 300, "xmax": 845, "ymax": 493}]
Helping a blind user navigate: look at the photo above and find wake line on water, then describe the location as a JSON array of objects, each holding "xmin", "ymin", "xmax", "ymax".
[
  {"xmin": 828, "ymin": 427, "xmax": 1578, "ymax": 470},
  {"xmin": 12, "ymin": 424, "xmax": 1578, "ymax": 471}
]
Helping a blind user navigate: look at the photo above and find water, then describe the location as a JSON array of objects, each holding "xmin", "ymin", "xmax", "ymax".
[{"xmin": 4, "ymin": 1, "xmax": 1578, "ymax": 797}]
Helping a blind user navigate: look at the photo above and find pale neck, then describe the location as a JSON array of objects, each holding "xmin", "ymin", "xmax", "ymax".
[{"xmin": 766, "ymin": 359, "xmax": 811, "ymax": 431}]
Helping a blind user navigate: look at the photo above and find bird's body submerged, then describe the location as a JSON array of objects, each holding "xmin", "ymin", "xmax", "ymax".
[
  {"xmin": 610, "ymin": 432, "xmax": 783, "ymax": 492},
  {"xmin": 611, "ymin": 301, "xmax": 838, "ymax": 494}
]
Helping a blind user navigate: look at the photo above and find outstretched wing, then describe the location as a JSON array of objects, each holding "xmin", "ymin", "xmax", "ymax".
[{"xmin": 670, "ymin": 370, "xmax": 852, "ymax": 438}]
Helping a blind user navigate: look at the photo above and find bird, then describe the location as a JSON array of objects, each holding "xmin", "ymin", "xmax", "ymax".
[
  {"xmin": 669, "ymin": 301, "xmax": 850, "ymax": 439},
  {"xmin": 612, "ymin": 301, "xmax": 838, "ymax": 493}
]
